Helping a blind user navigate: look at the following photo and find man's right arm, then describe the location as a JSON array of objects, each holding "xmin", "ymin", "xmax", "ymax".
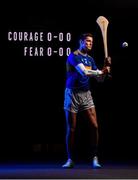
[{"xmin": 75, "ymin": 63, "xmax": 103, "ymax": 77}]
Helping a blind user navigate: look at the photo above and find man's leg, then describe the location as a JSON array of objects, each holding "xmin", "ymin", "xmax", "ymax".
[
  {"xmin": 83, "ymin": 107, "xmax": 101, "ymax": 168},
  {"xmin": 62, "ymin": 110, "xmax": 77, "ymax": 168}
]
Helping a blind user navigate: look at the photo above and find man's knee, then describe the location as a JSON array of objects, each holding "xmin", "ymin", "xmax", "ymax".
[
  {"xmin": 70, "ymin": 127, "xmax": 76, "ymax": 133},
  {"xmin": 67, "ymin": 126, "xmax": 76, "ymax": 134},
  {"xmin": 93, "ymin": 122, "xmax": 98, "ymax": 129},
  {"xmin": 90, "ymin": 118, "xmax": 98, "ymax": 129}
]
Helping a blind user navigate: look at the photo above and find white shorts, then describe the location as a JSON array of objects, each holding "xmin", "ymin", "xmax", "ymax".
[{"xmin": 64, "ymin": 88, "xmax": 95, "ymax": 113}]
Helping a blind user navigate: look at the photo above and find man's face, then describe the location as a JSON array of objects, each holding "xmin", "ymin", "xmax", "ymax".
[{"xmin": 81, "ymin": 36, "xmax": 93, "ymax": 51}]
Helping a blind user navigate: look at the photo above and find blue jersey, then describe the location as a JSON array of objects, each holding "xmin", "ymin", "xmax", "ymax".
[{"xmin": 65, "ymin": 50, "xmax": 97, "ymax": 91}]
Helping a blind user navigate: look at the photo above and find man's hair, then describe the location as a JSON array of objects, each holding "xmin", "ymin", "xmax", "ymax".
[{"xmin": 79, "ymin": 33, "xmax": 93, "ymax": 41}]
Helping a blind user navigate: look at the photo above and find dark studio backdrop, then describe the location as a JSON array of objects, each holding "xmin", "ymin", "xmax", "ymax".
[{"xmin": 1, "ymin": 0, "xmax": 138, "ymax": 163}]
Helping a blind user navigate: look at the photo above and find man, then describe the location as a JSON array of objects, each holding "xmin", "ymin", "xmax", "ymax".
[{"xmin": 62, "ymin": 33, "xmax": 111, "ymax": 168}]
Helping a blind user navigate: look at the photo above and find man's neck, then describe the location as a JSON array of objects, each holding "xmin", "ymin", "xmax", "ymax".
[{"xmin": 78, "ymin": 49, "xmax": 87, "ymax": 56}]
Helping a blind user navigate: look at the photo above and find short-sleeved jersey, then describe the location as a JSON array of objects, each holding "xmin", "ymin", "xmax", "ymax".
[{"xmin": 65, "ymin": 50, "xmax": 97, "ymax": 91}]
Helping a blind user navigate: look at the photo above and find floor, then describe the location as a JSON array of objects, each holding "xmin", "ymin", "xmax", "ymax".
[{"xmin": 0, "ymin": 161, "xmax": 138, "ymax": 179}]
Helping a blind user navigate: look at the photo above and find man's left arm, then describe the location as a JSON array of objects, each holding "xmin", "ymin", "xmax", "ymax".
[
  {"xmin": 95, "ymin": 57, "xmax": 111, "ymax": 82},
  {"xmin": 102, "ymin": 56, "xmax": 111, "ymax": 75}
]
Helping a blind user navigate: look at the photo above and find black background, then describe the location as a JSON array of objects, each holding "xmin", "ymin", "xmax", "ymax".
[{"xmin": 1, "ymin": 0, "xmax": 138, "ymax": 163}]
